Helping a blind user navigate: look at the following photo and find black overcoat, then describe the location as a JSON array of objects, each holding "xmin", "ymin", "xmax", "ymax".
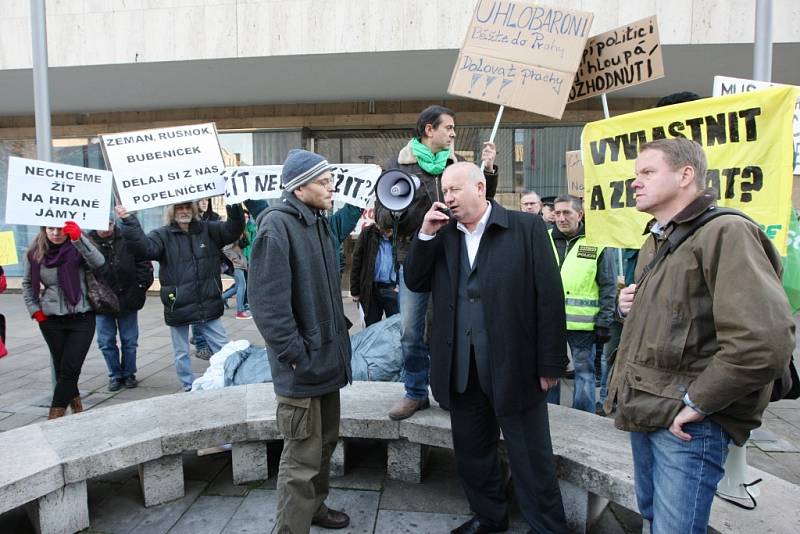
[{"xmin": 404, "ymin": 201, "xmax": 568, "ymax": 415}]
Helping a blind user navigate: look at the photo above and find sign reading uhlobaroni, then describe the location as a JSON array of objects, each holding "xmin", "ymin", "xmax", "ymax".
[
  {"xmin": 581, "ymin": 86, "xmax": 796, "ymax": 253},
  {"xmin": 448, "ymin": 0, "xmax": 593, "ymax": 119},
  {"xmin": 100, "ymin": 123, "xmax": 226, "ymax": 210},
  {"xmin": 222, "ymin": 164, "xmax": 380, "ymax": 209},
  {"xmin": 4, "ymin": 157, "xmax": 114, "ymax": 230}
]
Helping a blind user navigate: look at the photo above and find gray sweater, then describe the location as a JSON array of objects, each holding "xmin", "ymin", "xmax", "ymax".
[{"xmin": 22, "ymin": 235, "xmax": 105, "ymax": 317}]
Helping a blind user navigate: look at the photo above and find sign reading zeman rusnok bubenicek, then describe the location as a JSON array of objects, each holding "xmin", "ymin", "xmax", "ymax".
[
  {"xmin": 4, "ymin": 157, "xmax": 113, "ymax": 230},
  {"xmin": 100, "ymin": 123, "xmax": 226, "ymax": 210},
  {"xmin": 581, "ymin": 86, "xmax": 796, "ymax": 254},
  {"xmin": 448, "ymin": 1, "xmax": 594, "ymax": 119},
  {"xmin": 569, "ymin": 15, "xmax": 664, "ymax": 102},
  {"xmin": 222, "ymin": 164, "xmax": 380, "ymax": 209}
]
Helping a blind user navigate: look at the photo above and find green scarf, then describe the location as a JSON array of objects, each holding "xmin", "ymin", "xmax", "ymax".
[{"xmin": 410, "ymin": 138, "xmax": 451, "ymax": 176}]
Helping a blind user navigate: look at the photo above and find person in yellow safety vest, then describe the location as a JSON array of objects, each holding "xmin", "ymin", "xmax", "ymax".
[{"xmin": 546, "ymin": 194, "xmax": 616, "ymax": 413}]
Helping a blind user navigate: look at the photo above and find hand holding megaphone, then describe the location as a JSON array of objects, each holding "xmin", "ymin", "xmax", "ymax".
[{"xmin": 420, "ymin": 202, "xmax": 451, "ymax": 236}]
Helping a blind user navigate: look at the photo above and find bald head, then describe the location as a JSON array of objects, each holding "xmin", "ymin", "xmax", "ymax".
[{"xmin": 441, "ymin": 162, "xmax": 488, "ymax": 231}]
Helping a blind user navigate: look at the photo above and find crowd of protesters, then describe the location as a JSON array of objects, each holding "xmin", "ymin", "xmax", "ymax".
[{"xmin": 16, "ymin": 101, "xmax": 797, "ymax": 534}]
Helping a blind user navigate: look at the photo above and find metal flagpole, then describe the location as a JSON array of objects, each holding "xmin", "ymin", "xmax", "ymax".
[
  {"xmin": 31, "ymin": 0, "xmax": 53, "ymax": 162},
  {"xmin": 599, "ymin": 93, "xmax": 625, "ymax": 275},
  {"xmin": 30, "ymin": 0, "xmax": 56, "ymax": 390},
  {"xmin": 481, "ymin": 105, "xmax": 505, "ymax": 172},
  {"xmin": 753, "ymin": 0, "xmax": 773, "ymax": 82}
]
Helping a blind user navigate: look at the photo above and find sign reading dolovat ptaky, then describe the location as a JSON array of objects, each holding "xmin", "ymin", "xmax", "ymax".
[{"xmin": 581, "ymin": 86, "xmax": 796, "ymax": 253}]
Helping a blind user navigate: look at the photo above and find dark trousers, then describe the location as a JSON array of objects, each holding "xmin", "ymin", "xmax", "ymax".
[
  {"xmin": 364, "ymin": 283, "xmax": 399, "ymax": 326},
  {"xmin": 450, "ymin": 356, "xmax": 567, "ymax": 533},
  {"xmin": 39, "ymin": 313, "xmax": 96, "ymax": 408}
]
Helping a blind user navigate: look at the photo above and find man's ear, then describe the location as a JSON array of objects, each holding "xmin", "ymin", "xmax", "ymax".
[
  {"xmin": 423, "ymin": 123, "xmax": 434, "ymax": 138},
  {"xmin": 679, "ymin": 165, "xmax": 696, "ymax": 188}
]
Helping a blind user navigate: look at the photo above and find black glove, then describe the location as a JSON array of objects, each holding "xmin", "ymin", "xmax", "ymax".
[{"xmin": 594, "ymin": 326, "xmax": 611, "ymax": 345}]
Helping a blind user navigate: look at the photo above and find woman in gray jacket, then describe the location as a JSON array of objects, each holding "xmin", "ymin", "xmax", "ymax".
[{"xmin": 22, "ymin": 221, "xmax": 105, "ymax": 419}]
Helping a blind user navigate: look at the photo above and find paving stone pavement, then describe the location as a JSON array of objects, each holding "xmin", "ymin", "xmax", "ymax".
[{"xmin": 0, "ymin": 293, "xmax": 798, "ymax": 532}]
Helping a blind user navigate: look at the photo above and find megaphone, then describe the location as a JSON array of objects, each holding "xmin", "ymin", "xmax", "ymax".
[
  {"xmin": 716, "ymin": 443, "xmax": 761, "ymax": 505},
  {"xmin": 375, "ymin": 169, "xmax": 421, "ymax": 212}
]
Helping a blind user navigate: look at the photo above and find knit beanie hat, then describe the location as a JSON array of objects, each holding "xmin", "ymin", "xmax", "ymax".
[{"xmin": 281, "ymin": 149, "xmax": 333, "ymax": 192}]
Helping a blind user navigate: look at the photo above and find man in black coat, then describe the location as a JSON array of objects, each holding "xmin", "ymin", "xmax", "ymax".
[
  {"xmin": 89, "ymin": 219, "xmax": 154, "ymax": 391},
  {"xmin": 404, "ymin": 162, "xmax": 569, "ymax": 534},
  {"xmin": 116, "ymin": 201, "xmax": 244, "ymax": 391}
]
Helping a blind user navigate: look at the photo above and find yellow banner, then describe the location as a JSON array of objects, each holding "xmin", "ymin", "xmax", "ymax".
[
  {"xmin": 581, "ymin": 86, "xmax": 796, "ymax": 253},
  {"xmin": 0, "ymin": 231, "xmax": 18, "ymax": 266}
]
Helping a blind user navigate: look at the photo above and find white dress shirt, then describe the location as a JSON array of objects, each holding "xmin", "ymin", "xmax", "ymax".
[{"xmin": 419, "ymin": 202, "xmax": 492, "ymax": 268}]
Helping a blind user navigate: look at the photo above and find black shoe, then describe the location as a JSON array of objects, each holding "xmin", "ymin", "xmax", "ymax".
[
  {"xmin": 451, "ymin": 516, "xmax": 508, "ymax": 534},
  {"xmin": 311, "ymin": 508, "xmax": 350, "ymax": 529},
  {"xmin": 124, "ymin": 375, "xmax": 138, "ymax": 389},
  {"xmin": 108, "ymin": 378, "xmax": 123, "ymax": 392}
]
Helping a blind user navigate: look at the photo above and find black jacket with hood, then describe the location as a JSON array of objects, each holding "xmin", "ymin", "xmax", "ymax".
[{"xmin": 120, "ymin": 205, "xmax": 244, "ymax": 326}]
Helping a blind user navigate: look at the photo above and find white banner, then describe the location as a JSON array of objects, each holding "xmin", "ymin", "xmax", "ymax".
[
  {"xmin": 713, "ymin": 75, "xmax": 800, "ymax": 174},
  {"xmin": 223, "ymin": 164, "xmax": 380, "ymax": 209},
  {"xmin": 4, "ymin": 157, "xmax": 113, "ymax": 230},
  {"xmin": 100, "ymin": 122, "xmax": 226, "ymax": 210}
]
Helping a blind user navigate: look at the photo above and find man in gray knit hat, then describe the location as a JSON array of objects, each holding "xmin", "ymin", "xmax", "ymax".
[{"xmin": 249, "ymin": 149, "xmax": 353, "ymax": 532}]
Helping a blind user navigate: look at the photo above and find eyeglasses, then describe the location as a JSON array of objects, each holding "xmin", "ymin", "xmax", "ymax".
[{"xmin": 311, "ymin": 177, "xmax": 334, "ymax": 187}]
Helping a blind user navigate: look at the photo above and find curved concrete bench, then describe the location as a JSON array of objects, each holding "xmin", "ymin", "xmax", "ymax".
[{"xmin": 0, "ymin": 382, "xmax": 797, "ymax": 534}]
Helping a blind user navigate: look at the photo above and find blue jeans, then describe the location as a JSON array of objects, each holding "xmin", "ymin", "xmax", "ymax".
[
  {"xmin": 96, "ymin": 311, "xmax": 139, "ymax": 380},
  {"xmin": 631, "ymin": 420, "xmax": 730, "ymax": 534},
  {"xmin": 222, "ymin": 268, "xmax": 247, "ymax": 313},
  {"xmin": 170, "ymin": 318, "xmax": 228, "ymax": 389},
  {"xmin": 568, "ymin": 331, "xmax": 596, "ymax": 412},
  {"xmin": 398, "ymin": 266, "xmax": 430, "ymax": 401}
]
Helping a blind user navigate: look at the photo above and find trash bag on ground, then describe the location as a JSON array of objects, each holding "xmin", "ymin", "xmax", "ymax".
[
  {"xmin": 220, "ymin": 314, "xmax": 403, "ymax": 387},
  {"xmin": 224, "ymin": 344, "xmax": 271, "ymax": 386},
  {"xmin": 350, "ymin": 314, "xmax": 402, "ymax": 382}
]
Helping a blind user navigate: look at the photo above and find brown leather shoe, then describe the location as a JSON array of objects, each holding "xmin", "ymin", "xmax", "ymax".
[
  {"xmin": 388, "ymin": 396, "xmax": 430, "ymax": 421},
  {"xmin": 69, "ymin": 396, "xmax": 84, "ymax": 414},
  {"xmin": 311, "ymin": 508, "xmax": 350, "ymax": 529},
  {"xmin": 48, "ymin": 407, "xmax": 66, "ymax": 420}
]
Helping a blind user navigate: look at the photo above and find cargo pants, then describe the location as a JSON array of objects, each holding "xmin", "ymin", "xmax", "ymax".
[{"xmin": 275, "ymin": 390, "xmax": 340, "ymax": 534}]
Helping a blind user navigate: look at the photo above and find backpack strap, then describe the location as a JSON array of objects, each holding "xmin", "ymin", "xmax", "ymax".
[{"xmin": 637, "ymin": 207, "xmax": 750, "ymax": 284}]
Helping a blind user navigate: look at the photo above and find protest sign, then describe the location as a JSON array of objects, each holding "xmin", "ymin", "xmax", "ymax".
[
  {"xmin": 4, "ymin": 157, "xmax": 113, "ymax": 231},
  {"xmin": 100, "ymin": 123, "xmax": 226, "ymax": 210},
  {"xmin": 0, "ymin": 231, "xmax": 18, "ymax": 266},
  {"xmin": 713, "ymin": 75, "xmax": 800, "ymax": 174},
  {"xmin": 448, "ymin": 1, "xmax": 593, "ymax": 119},
  {"xmin": 565, "ymin": 150, "xmax": 584, "ymax": 196},
  {"xmin": 223, "ymin": 164, "xmax": 380, "ymax": 209},
  {"xmin": 581, "ymin": 86, "xmax": 796, "ymax": 253},
  {"xmin": 569, "ymin": 16, "xmax": 664, "ymax": 102}
]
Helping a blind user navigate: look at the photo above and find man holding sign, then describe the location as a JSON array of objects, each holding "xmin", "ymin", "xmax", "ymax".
[
  {"xmin": 116, "ymin": 201, "xmax": 244, "ymax": 391},
  {"xmin": 376, "ymin": 105, "xmax": 499, "ymax": 421},
  {"xmin": 605, "ymin": 138, "xmax": 794, "ymax": 532}
]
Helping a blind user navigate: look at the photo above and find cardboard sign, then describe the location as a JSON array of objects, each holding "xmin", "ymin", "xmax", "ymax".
[
  {"xmin": 713, "ymin": 75, "xmax": 800, "ymax": 174},
  {"xmin": 4, "ymin": 157, "xmax": 114, "ymax": 230},
  {"xmin": 222, "ymin": 164, "xmax": 380, "ymax": 209},
  {"xmin": 581, "ymin": 86, "xmax": 796, "ymax": 253},
  {"xmin": 100, "ymin": 123, "xmax": 226, "ymax": 210},
  {"xmin": 565, "ymin": 150, "xmax": 584, "ymax": 196},
  {"xmin": 448, "ymin": 1, "xmax": 593, "ymax": 119},
  {"xmin": 0, "ymin": 231, "xmax": 18, "ymax": 266},
  {"xmin": 569, "ymin": 16, "xmax": 664, "ymax": 102}
]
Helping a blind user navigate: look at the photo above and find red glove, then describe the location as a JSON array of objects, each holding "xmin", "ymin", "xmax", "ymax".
[
  {"xmin": 32, "ymin": 310, "xmax": 47, "ymax": 323},
  {"xmin": 63, "ymin": 220, "xmax": 82, "ymax": 241}
]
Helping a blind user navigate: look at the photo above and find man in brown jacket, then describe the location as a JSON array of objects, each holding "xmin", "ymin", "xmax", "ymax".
[{"xmin": 605, "ymin": 138, "xmax": 794, "ymax": 533}]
